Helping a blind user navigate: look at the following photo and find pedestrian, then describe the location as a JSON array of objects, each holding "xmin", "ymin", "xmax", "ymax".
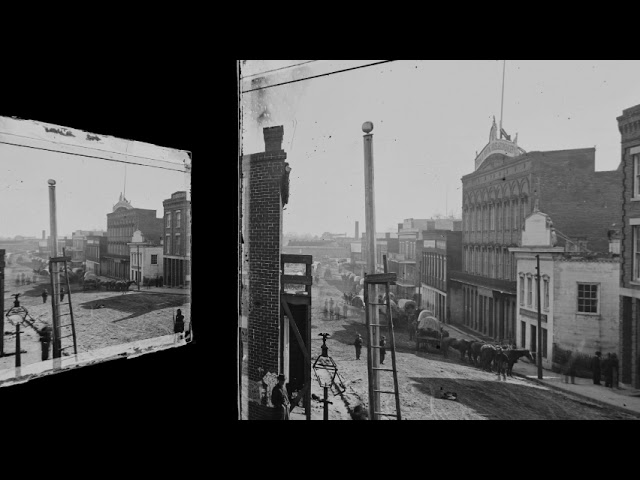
[
  {"xmin": 329, "ymin": 298, "xmax": 334, "ymax": 314},
  {"xmin": 174, "ymin": 309, "xmax": 185, "ymax": 340},
  {"xmin": 603, "ymin": 353, "xmax": 613, "ymax": 388},
  {"xmin": 380, "ymin": 336, "xmax": 387, "ymax": 365},
  {"xmin": 611, "ymin": 353, "xmax": 620, "ymax": 389},
  {"xmin": 409, "ymin": 314, "xmax": 417, "ymax": 341},
  {"xmin": 271, "ymin": 374, "xmax": 291, "ymax": 420},
  {"xmin": 324, "ymin": 299, "xmax": 329, "ymax": 314},
  {"xmin": 343, "ymin": 302, "xmax": 348, "ymax": 319},
  {"xmin": 354, "ymin": 333, "xmax": 363, "ymax": 360},
  {"xmin": 563, "ymin": 351, "xmax": 576, "ymax": 384},
  {"xmin": 41, "ymin": 289, "xmax": 48, "ymax": 304},
  {"xmin": 39, "ymin": 325, "xmax": 52, "ymax": 361},
  {"xmin": 591, "ymin": 351, "xmax": 602, "ymax": 385},
  {"xmin": 334, "ymin": 304, "xmax": 341, "ymax": 319},
  {"xmin": 60, "ymin": 287, "xmax": 65, "ymax": 302}
]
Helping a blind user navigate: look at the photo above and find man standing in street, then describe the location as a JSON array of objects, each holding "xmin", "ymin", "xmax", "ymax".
[
  {"xmin": 41, "ymin": 289, "xmax": 48, "ymax": 304},
  {"xmin": 380, "ymin": 336, "xmax": 387, "ymax": 365},
  {"xmin": 343, "ymin": 302, "xmax": 348, "ymax": 319},
  {"xmin": 39, "ymin": 325, "xmax": 52, "ymax": 361},
  {"xmin": 354, "ymin": 333, "xmax": 363, "ymax": 360},
  {"xmin": 591, "ymin": 351, "xmax": 602, "ymax": 385},
  {"xmin": 60, "ymin": 287, "xmax": 65, "ymax": 302},
  {"xmin": 603, "ymin": 353, "xmax": 613, "ymax": 388},
  {"xmin": 611, "ymin": 353, "xmax": 620, "ymax": 389},
  {"xmin": 329, "ymin": 298, "xmax": 334, "ymax": 320},
  {"xmin": 271, "ymin": 374, "xmax": 291, "ymax": 420}
]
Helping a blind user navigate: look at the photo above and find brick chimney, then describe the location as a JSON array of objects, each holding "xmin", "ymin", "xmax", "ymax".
[
  {"xmin": 263, "ymin": 125, "xmax": 284, "ymax": 152},
  {"xmin": 355, "ymin": 221, "xmax": 359, "ymax": 240}
]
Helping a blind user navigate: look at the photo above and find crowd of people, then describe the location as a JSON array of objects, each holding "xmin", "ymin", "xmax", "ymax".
[{"xmin": 563, "ymin": 350, "xmax": 620, "ymax": 389}]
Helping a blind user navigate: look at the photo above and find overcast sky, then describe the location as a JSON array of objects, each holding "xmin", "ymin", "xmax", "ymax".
[
  {"xmin": 0, "ymin": 138, "xmax": 189, "ymax": 239},
  {"xmin": 240, "ymin": 60, "xmax": 640, "ymax": 237}
]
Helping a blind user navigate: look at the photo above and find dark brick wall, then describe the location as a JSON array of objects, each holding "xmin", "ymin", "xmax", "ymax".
[
  {"xmin": 246, "ymin": 126, "xmax": 288, "ymax": 419},
  {"xmin": 536, "ymin": 148, "xmax": 622, "ymax": 254}
]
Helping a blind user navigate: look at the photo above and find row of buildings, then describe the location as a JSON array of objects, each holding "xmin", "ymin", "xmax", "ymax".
[
  {"xmin": 35, "ymin": 190, "xmax": 191, "ymax": 288},
  {"xmin": 346, "ymin": 105, "xmax": 640, "ymax": 388}
]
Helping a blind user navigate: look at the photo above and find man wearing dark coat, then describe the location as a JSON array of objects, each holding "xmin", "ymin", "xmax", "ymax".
[
  {"xmin": 591, "ymin": 351, "xmax": 602, "ymax": 385},
  {"xmin": 380, "ymin": 336, "xmax": 387, "ymax": 365},
  {"xmin": 354, "ymin": 333, "xmax": 363, "ymax": 360},
  {"xmin": 603, "ymin": 353, "xmax": 613, "ymax": 388},
  {"xmin": 41, "ymin": 289, "xmax": 48, "ymax": 304},
  {"xmin": 271, "ymin": 374, "xmax": 291, "ymax": 420},
  {"xmin": 611, "ymin": 353, "xmax": 620, "ymax": 389}
]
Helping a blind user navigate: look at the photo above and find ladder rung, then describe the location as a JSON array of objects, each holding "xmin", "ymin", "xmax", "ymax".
[
  {"xmin": 59, "ymin": 334, "xmax": 74, "ymax": 339},
  {"xmin": 368, "ymin": 324, "xmax": 389, "ymax": 327},
  {"xmin": 57, "ymin": 312, "xmax": 71, "ymax": 317},
  {"xmin": 372, "ymin": 367, "xmax": 395, "ymax": 372},
  {"xmin": 374, "ymin": 412, "xmax": 398, "ymax": 417},
  {"xmin": 374, "ymin": 390, "xmax": 399, "ymax": 395},
  {"xmin": 60, "ymin": 345, "xmax": 75, "ymax": 350},
  {"xmin": 370, "ymin": 346, "xmax": 392, "ymax": 349}
]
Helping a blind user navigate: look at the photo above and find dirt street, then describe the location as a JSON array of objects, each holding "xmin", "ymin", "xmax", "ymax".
[
  {"xmin": 2, "ymin": 260, "xmax": 190, "ymax": 371},
  {"xmin": 303, "ymin": 266, "xmax": 639, "ymax": 420}
]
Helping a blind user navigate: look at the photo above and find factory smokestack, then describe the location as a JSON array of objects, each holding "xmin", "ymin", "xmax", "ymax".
[
  {"xmin": 355, "ymin": 221, "xmax": 359, "ymax": 240},
  {"xmin": 42, "ymin": 230, "xmax": 45, "ymax": 240}
]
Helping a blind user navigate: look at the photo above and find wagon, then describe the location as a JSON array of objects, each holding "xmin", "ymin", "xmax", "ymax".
[{"xmin": 415, "ymin": 310, "xmax": 446, "ymax": 352}]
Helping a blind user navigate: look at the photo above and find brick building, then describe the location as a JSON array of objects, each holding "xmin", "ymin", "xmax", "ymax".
[
  {"xmin": 617, "ymin": 103, "xmax": 640, "ymax": 388},
  {"xmin": 103, "ymin": 194, "xmax": 163, "ymax": 280},
  {"xmin": 418, "ymin": 230, "xmax": 463, "ymax": 324},
  {"xmin": 511, "ymin": 211, "xmax": 620, "ymax": 369},
  {"xmin": 452, "ymin": 118, "xmax": 621, "ymax": 344},
  {"xmin": 85, "ymin": 235, "xmax": 108, "ymax": 275},
  {"xmin": 162, "ymin": 191, "xmax": 191, "ymax": 288},
  {"xmin": 240, "ymin": 126, "xmax": 297, "ymax": 420}
]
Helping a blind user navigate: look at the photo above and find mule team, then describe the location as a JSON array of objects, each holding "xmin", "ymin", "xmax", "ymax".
[{"xmin": 440, "ymin": 337, "xmax": 534, "ymax": 380}]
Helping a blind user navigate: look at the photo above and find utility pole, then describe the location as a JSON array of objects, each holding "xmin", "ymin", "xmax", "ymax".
[
  {"xmin": 535, "ymin": 254, "xmax": 542, "ymax": 379},
  {"xmin": 48, "ymin": 179, "xmax": 61, "ymax": 359},
  {"xmin": 362, "ymin": 121, "xmax": 380, "ymax": 420},
  {"xmin": 137, "ymin": 243, "xmax": 141, "ymax": 291}
]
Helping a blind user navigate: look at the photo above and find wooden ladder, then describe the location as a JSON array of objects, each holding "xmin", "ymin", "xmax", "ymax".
[
  {"xmin": 363, "ymin": 255, "xmax": 401, "ymax": 420},
  {"xmin": 48, "ymin": 253, "xmax": 78, "ymax": 356}
]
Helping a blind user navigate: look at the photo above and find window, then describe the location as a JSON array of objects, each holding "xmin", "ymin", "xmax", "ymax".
[
  {"xmin": 577, "ymin": 283, "xmax": 599, "ymax": 314},
  {"xmin": 497, "ymin": 248, "xmax": 503, "ymax": 279},
  {"xmin": 519, "ymin": 274, "xmax": 525, "ymax": 305},
  {"xmin": 166, "ymin": 212, "xmax": 172, "ymax": 228},
  {"xmin": 527, "ymin": 275, "xmax": 532, "ymax": 306},
  {"xmin": 634, "ymin": 226, "xmax": 640, "ymax": 281},
  {"xmin": 165, "ymin": 235, "xmax": 171, "ymax": 254},
  {"xmin": 151, "ymin": 254, "xmax": 158, "ymax": 265},
  {"xmin": 530, "ymin": 324, "xmax": 537, "ymax": 353},
  {"xmin": 176, "ymin": 210, "xmax": 181, "ymax": 229},
  {"xmin": 175, "ymin": 234, "xmax": 181, "ymax": 255},
  {"xmin": 543, "ymin": 277, "xmax": 550, "ymax": 311},
  {"xmin": 634, "ymin": 154, "xmax": 640, "ymax": 198}
]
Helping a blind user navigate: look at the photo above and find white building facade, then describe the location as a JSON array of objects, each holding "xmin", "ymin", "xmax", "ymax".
[
  {"xmin": 128, "ymin": 230, "xmax": 163, "ymax": 286},
  {"xmin": 511, "ymin": 211, "xmax": 620, "ymax": 370}
]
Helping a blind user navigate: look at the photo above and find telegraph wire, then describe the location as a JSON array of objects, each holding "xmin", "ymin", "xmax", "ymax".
[
  {"xmin": 241, "ymin": 60, "xmax": 397, "ymax": 94},
  {"xmin": 241, "ymin": 60, "xmax": 319, "ymax": 79}
]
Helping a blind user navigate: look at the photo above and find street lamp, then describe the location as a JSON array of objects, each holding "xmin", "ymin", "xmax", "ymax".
[
  {"xmin": 312, "ymin": 333, "xmax": 346, "ymax": 420},
  {"xmin": 5, "ymin": 294, "xmax": 28, "ymax": 367}
]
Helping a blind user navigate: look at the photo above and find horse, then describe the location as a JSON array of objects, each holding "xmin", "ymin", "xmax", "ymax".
[
  {"xmin": 468, "ymin": 341, "xmax": 485, "ymax": 366},
  {"xmin": 451, "ymin": 338, "xmax": 471, "ymax": 362},
  {"xmin": 479, "ymin": 344, "xmax": 499, "ymax": 372},
  {"xmin": 441, "ymin": 337, "xmax": 458, "ymax": 358},
  {"xmin": 501, "ymin": 349, "xmax": 535, "ymax": 377},
  {"xmin": 495, "ymin": 349, "xmax": 510, "ymax": 380},
  {"xmin": 115, "ymin": 280, "xmax": 137, "ymax": 292}
]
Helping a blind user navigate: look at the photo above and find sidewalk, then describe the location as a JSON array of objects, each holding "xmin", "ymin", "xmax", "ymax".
[{"xmin": 445, "ymin": 323, "xmax": 640, "ymax": 418}]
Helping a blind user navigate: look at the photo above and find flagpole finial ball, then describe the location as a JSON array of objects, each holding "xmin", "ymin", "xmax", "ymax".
[
  {"xmin": 47, "ymin": 179, "xmax": 56, "ymax": 186},
  {"xmin": 362, "ymin": 121, "xmax": 374, "ymax": 134}
]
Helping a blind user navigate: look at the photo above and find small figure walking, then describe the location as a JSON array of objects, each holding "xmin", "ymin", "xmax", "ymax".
[
  {"xmin": 409, "ymin": 314, "xmax": 417, "ymax": 341},
  {"xmin": 354, "ymin": 333, "xmax": 363, "ymax": 360},
  {"xmin": 563, "ymin": 351, "xmax": 576, "ymax": 384},
  {"xmin": 271, "ymin": 374, "xmax": 291, "ymax": 420},
  {"xmin": 343, "ymin": 302, "xmax": 348, "ymax": 319},
  {"xmin": 334, "ymin": 304, "xmax": 341, "ymax": 320},
  {"xmin": 380, "ymin": 336, "xmax": 387, "ymax": 365},
  {"xmin": 611, "ymin": 353, "xmax": 620, "ymax": 389},
  {"xmin": 60, "ymin": 287, "xmax": 65, "ymax": 302},
  {"xmin": 591, "ymin": 351, "xmax": 602, "ymax": 385},
  {"xmin": 41, "ymin": 289, "xmax": 48, "ymax": 304},
  {"xmin": 174, "ymin": 309, "xmax": 185, "ymax": 340},
  {"xmin": 329, "ymin": 298, "xmax": 334, "ymax": 320},
  {"xmin": 39, "ymin": 325, "xmax": 52, "ymax": 361},
  {"xmin": 603, "ymin": 353, "xmax": 613, "ymax": 388}
]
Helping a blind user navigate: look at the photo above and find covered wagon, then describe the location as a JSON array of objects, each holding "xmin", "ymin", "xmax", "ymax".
[{"xmin": 415, "ymin": 310, "xmax": 448, "ymax": 352}]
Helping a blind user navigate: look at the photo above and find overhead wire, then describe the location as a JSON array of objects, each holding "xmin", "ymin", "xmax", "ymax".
[
  {"xmin": 241, "ymin": 60, "xmax": 319, "ymax": 79},
  {"xmin": 241, "ymin": 60, "xmax": 397, "ymax": 94}
]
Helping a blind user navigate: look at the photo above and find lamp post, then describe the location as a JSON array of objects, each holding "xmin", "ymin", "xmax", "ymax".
[
  {"xmin": 5, "ymin": 294, "xmax": 28, "ymax": 367},
  {"xmin": 312, "ymin": 333, "xmax": 345, "ymax": 421}
]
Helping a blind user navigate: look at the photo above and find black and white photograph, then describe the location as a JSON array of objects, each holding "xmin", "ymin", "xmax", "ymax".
[
  {"xmin": 238, "ymin": 59, "xmax": 640, "ymax": 420},
  {"xmin": 0, "ymin": 115, "xmax": 192, "ymax": 384}
]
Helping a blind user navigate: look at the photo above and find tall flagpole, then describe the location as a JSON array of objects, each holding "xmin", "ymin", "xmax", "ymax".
[{"xmin": 500, "ymin": 60, "xmax": 506, "ymax": 138}]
